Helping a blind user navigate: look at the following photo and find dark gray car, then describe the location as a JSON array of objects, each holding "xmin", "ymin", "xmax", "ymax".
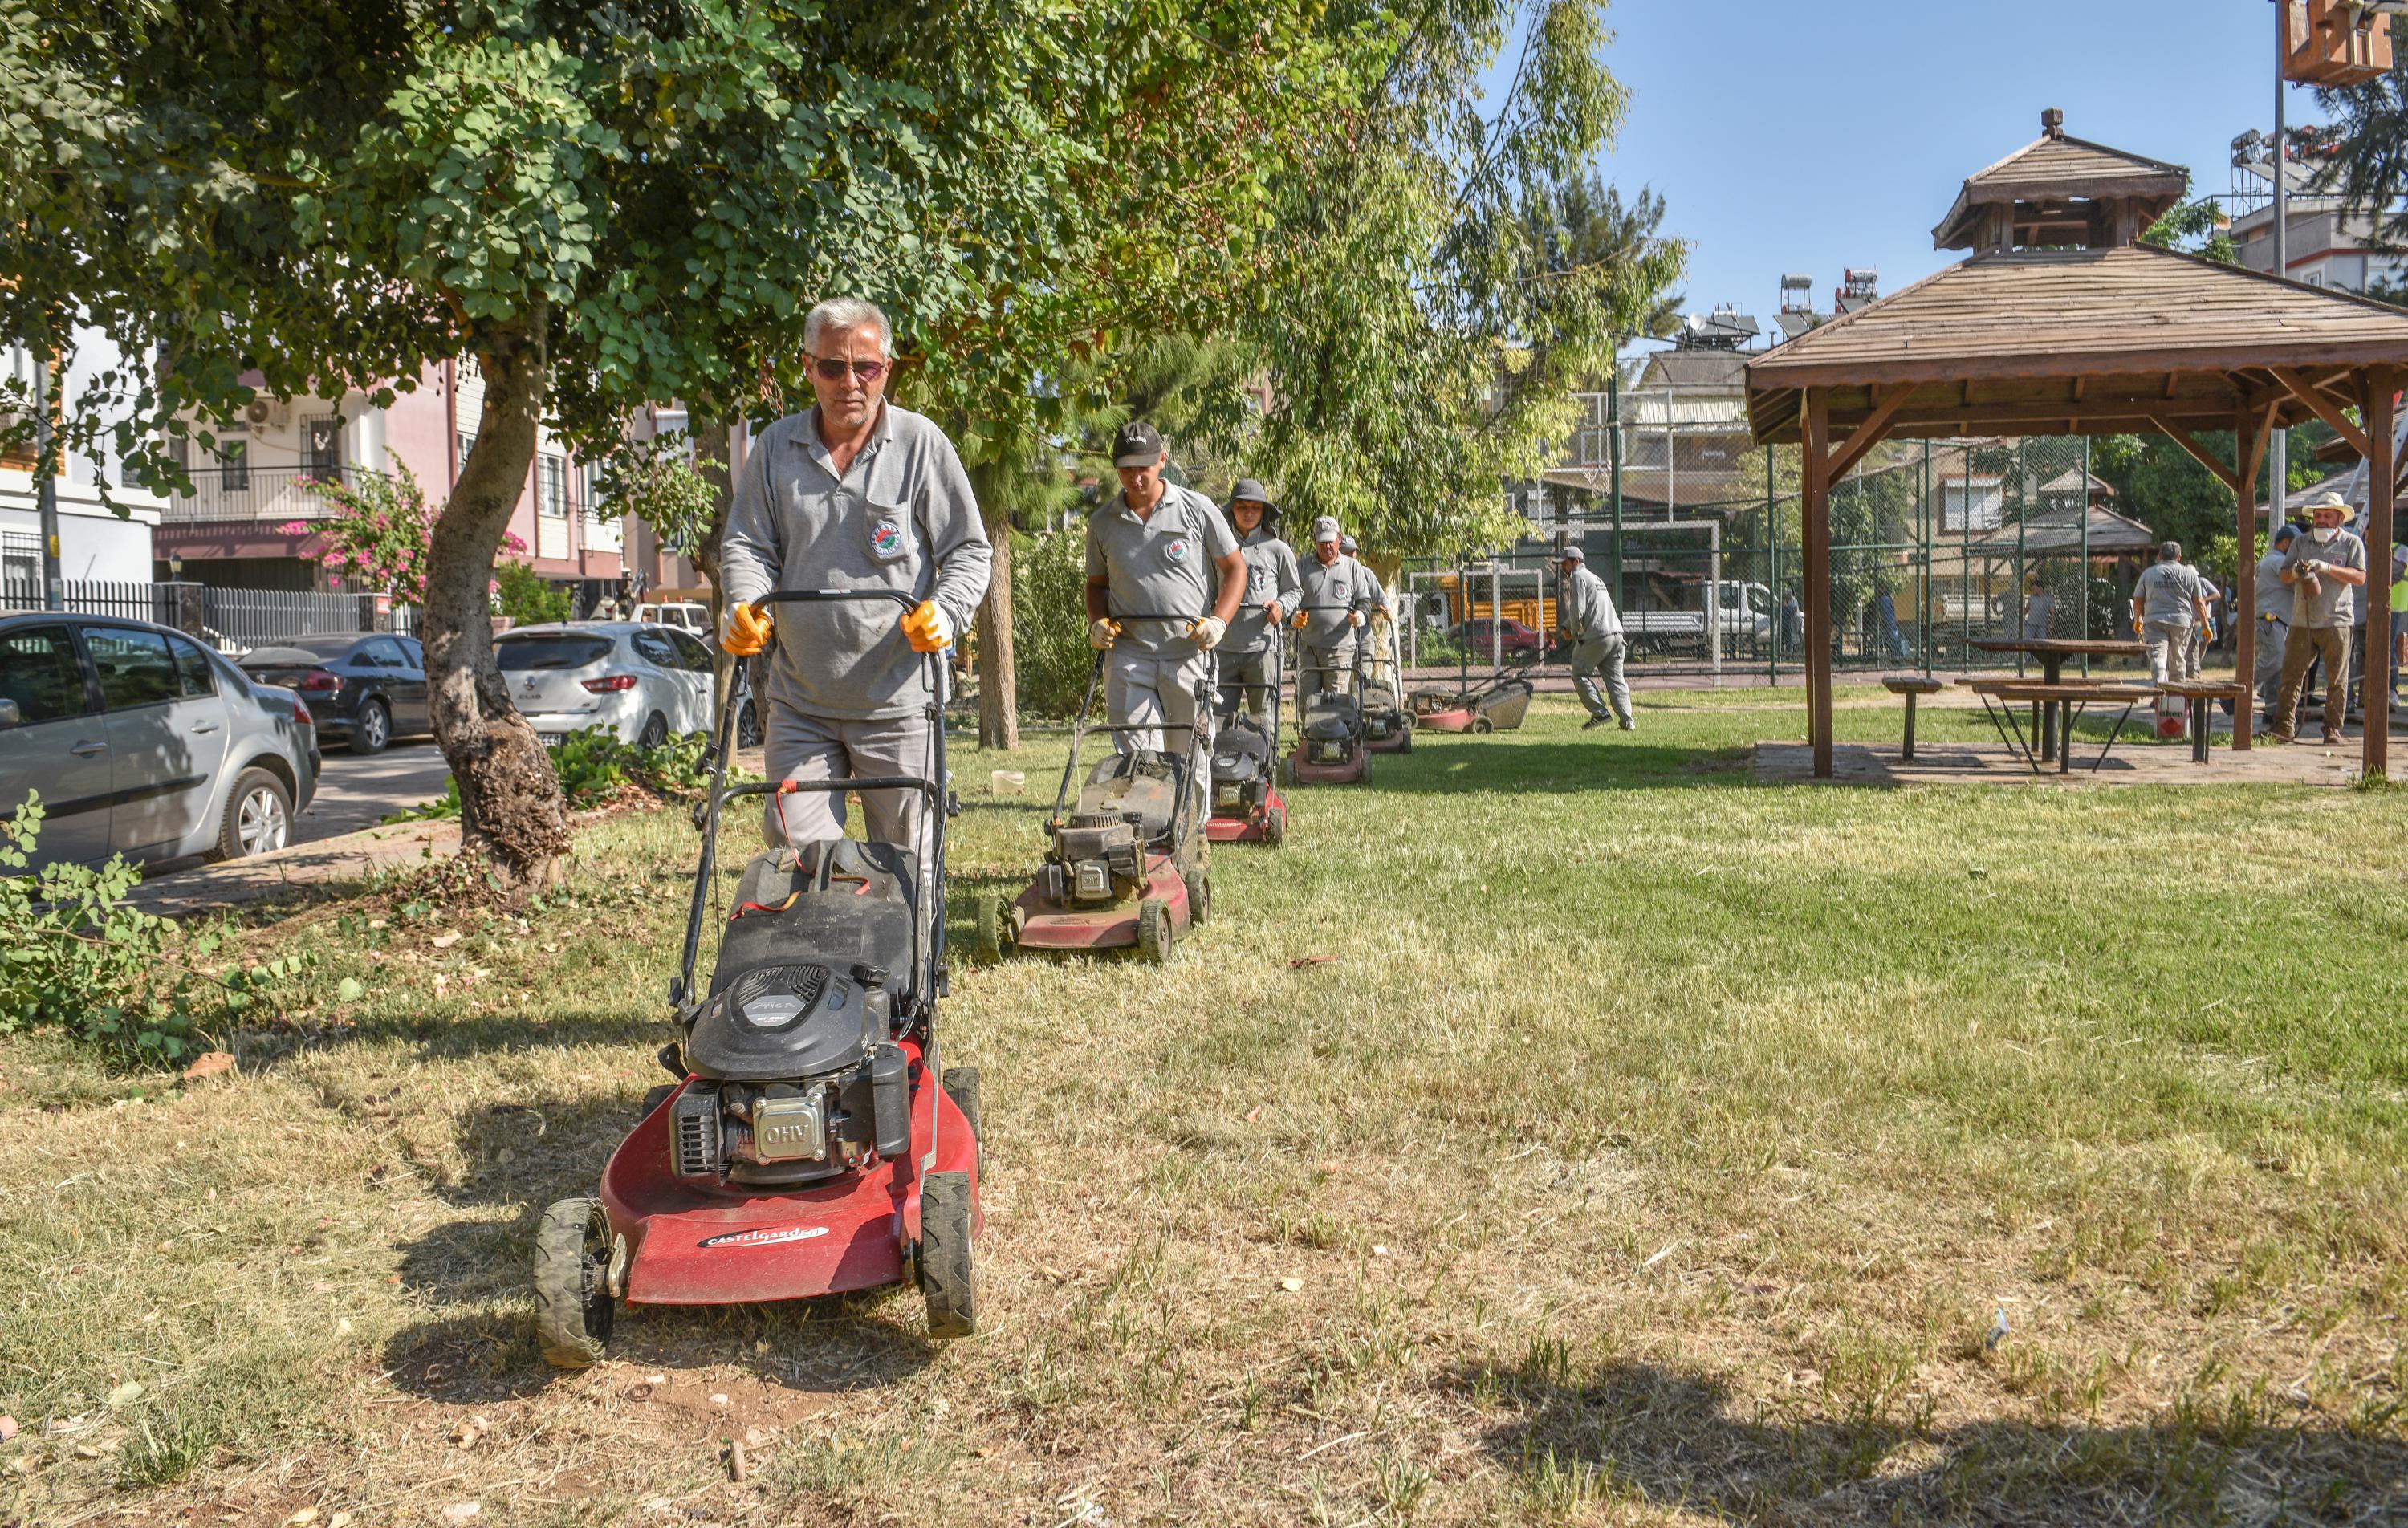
[{"xmin": 0, "ymin": 614, "xmax": 322, "ymax": 870}]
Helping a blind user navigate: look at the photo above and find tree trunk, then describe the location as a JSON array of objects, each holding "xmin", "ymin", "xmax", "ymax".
[
  {"xmin": 976, "ymin": 512, "xmax": 1019, "ymax": 750},
  {"xmin": 423, "ymin": 311, "xmax": 571, "ymax": 889}
]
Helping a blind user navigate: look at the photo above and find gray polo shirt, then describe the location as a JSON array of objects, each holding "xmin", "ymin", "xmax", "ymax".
[
  {"xmin": 721, "ymin": 403, "xmax": 993, "ymax": 721},
  {"xmin": 1084, "ymin": 484, "xmax": 1239, "ymax": 657},
  {"xmin": 2280, "ymin": 527, "xmax": 2367, "ymax": 628},
  {"xmin": 1558, "ymin": 566, "xmax": 1622, "ymax": 642},
  {"xmin": 2254, "ymin": 550, "xmax": 2292, "ymax": 620},
  {"xmin": 2133, "ymin": 561, "xmax": 2203, "ymax": 627},
  {"xmin": 1296, "ymin": 552, "xmax": 1369, "ymax": 648},
  {"xmin": 1228, "ymin": 522, "xmax": 1301, "ymax": 655}
]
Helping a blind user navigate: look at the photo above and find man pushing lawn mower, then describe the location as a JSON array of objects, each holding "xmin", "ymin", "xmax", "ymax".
[
  {"xmin": 1219, "ymin": 478, "xmax": 1300, "ymax": 725},
  {"xmin": 719, "ymin": 296, "xmax": 992, "ymax": 890},
  {"xmin": 1296, "ymin": 516, "xmax": 1371, "ymax": 709},
  {"xmin": 1556, "ymin": 544, "xmax": 1634, "ymax": 733}
]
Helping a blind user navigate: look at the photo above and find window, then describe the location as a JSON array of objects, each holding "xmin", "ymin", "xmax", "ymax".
[
  {"xmin": 303, "ymin": 415, "xmax": 344, "ymax": 478},
  {"xmin": 169, "ymin": 635, "xmax": 218, "ymax": 697},
  {"xmin": 398, "ymin": 637, "xmax": 424, "ymax": 669},
  {"xmin": 0, "ymin": 625, "xmax": 91, "ymax": 724},
  {"xmin": 666, "ymin": 629, "xmax": 714, "ymax": 673},
  {"xmin": 218, "ymin": 435, "xmax": 250, "ymax": 492},
  {"xmin": 2, "ymin": 530, "xmax": 39, "ymax": 604},
  {"xmin": 83, "ymin": 626, "xmax": 181, "ymax": 710},
  {"xmin": 494, "ymin": 634, "xmax": 612, "ymax": 671},
  {"xmin": 539, "ymin": 453, "xmax": 570, "ymax": 517},
  {"xmin": 630, "ymin": 630, "xmax": 681, "ymax": 668},
  {"xmin": 456, "ymin": 432, "xmax": 478, "ymax": 471},
  {"xmin": 1941, "ymin": 479, "xmax": 2003, "ymax": 533}
]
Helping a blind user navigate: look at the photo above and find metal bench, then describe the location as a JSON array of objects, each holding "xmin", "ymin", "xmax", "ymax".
[{"xmin": 1879, "ymin": 675, "xmax": 1944, "ymax": 760}]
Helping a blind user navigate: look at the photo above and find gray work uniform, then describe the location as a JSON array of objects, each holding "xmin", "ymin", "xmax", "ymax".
[
  {"xmin": 1296, "ymin": 552, "xmax": 1369, "ymax": 706},
  {"xmin": 1559, "ymin": 566, "xmax": 1632, "ymax": 725},
  {"xmin": 2253, "ymin": 547, "xmax": 2292, "ymax": 713},
  {"xmin": 2022, "ymin": 590, "xmax": 2055, "ymax": 641},
  {"xmin": 2275, "ymin": 527, "xmax": 2367, "ymax": 738},
  {"xmin": 1221, "ymin": 524, "xmax": 1300, "ymax": 721},
  {"xmin": 722, "ymin": 402, "xmax": 992, "ymax": 851},
  {"xmin": 1086, "ymin": 484, "xmax": 1238, "ymax": 754},
  {"xmin": 2132, "ymin": 560, "xmax": 2204, "ymax": 684}
]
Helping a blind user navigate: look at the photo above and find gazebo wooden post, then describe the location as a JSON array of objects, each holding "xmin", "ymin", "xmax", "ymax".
[
  {"xmin": 1804, "ymin": 388, "xmax": 1834, "ymax": 777},
  {"xmin": 2232, "ymin": 406, "xmax": 2260, "ymax": 751},
  {"xmin": 2363, "ymin": 368, "xmax": 2397, "ymax": 778}
]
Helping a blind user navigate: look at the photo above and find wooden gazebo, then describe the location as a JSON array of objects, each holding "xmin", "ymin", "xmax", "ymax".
[{"xmin": 1747, "ymin": 109, "xmax": 2408, "ymax": 778}]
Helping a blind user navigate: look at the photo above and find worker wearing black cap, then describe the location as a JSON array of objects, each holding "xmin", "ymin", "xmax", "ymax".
[{"xmin": 1219, "ymin": 478, "xmax": 1300, "ymax": 721}]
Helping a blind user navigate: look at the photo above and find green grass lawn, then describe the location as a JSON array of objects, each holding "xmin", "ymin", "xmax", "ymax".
[{"xmin": 4, "ymin": 690, "xmax": 2404, "ymax": 1526}]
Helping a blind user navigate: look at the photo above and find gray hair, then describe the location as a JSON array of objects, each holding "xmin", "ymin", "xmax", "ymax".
[{"xmin": 803, "ymin": 297, "xmax": 892, "ymax": 357}]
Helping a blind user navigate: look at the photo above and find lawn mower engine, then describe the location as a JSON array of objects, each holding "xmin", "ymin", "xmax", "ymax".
[
  {"xmin": 671, "ymin": 840, "xmax": 920, "ymax": 1188},
  {"xmin": 1212, "ymin": 716, "xmax": 1275, "ymax": 814},
  {"xmin": 1300, "ymin": 693, "xmax": 1363, "ymax": 764},
  {"xmin": 1042, "ymin": 752, "xmax": 1185, "ymax": 907}
]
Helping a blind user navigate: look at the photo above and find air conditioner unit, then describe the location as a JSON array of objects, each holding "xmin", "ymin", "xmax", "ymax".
[{"xmin": 243, "ymin": 396, "xmax": 290, "ymax": 430}]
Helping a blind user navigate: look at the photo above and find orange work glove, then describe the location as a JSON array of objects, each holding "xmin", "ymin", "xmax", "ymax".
[
  {"xmin": 901, "ymin": 599, "xmax": 954, "ymax": 653},
  {"xmin": 1290, "ymin": 608, "xmax": 1309, "ymax": 630},
  {"xmin": 723, "ymin": 603, "xmax": 774, "ymax": 656}
]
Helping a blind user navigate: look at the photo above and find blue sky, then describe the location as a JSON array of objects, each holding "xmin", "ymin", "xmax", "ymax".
[{"xmin": 1571, "ymin": 0, "xmax": 2330, "ymax": 347}]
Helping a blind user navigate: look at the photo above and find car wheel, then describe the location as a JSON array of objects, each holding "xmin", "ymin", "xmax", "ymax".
[
  {"xmin": 637, "ymin": 712, "xmax": 669, "ymax": 750},
  {"xmin": 352, "ymin": 698, "xmax": 392, "ymax": 754},
  {"xmin": 211, "ymin": 767, "xmax": 292, "ymax": 862},
  {"xmin": 736, "ymin": 697, "xmax": 763, "ymax": 750}
]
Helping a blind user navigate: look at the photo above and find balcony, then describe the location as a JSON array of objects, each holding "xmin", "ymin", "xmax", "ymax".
[{"xmin": 160, "ymin": 465, "xmax": 368, "ymax": 526}]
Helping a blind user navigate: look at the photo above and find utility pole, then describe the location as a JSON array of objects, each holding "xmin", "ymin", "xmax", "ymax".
[
  {"xmin": 31, "ymin": 348, "xmax": 63, "ymax": 611},
  {"xmin": 2270, "ymin": 0, "xmax": 2289, "ymax": 531}
]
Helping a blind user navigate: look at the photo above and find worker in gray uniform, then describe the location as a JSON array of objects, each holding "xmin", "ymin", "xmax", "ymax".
[
  {"xmin": 1556, "ymin": 544, "xmax": 1633, "ymax": 732},
  {"xmin": 721, "ymin": 296, "xmax": 992, "ymax": 870},
  {"xmin": 2253, "ymin": 522, "xmax": 2299, "ymax": 724},
  {"xmin": 1294, "ymin": 517, "xmax": 1368, "ymax": 708},
  {"xmin": 1219, "ymin": 478, "xmax": 1300, "ymax": 721},
  {"xmin": 1084, "ymin": 421, "xmax": 1247, "ymax": 756},
  {"xmin": 1339, "ymin": 534, "xmax": 1388, "ymax": 616}
]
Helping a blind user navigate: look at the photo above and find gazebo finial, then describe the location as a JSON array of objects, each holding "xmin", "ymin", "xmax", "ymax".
[{"xmin": 2041, "ymin": 106, "xmax": 2064, "ymax": 140}]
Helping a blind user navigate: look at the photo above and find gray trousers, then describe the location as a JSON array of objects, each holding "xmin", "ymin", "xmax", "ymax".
[
  {"xmin": 2255, "ymin": 616, "xmax": 2288, "ymax": 713},
  {"xmin": 1107, "ymin": 648, "xmax": 1213, "ymax": 757},
  {"xmin": 1569, "ymin": 634, "xmax": 1632, "ymax": 722},
  {"xmin": 763, "ymin": 705, "xmax": 932, "ymax": 856},
  {"xmin": 1218, "ymin": 646, "xmax": 1276, "ymax": 721},
  {"xmin": 1299, "ymin": 639, "xmax": 1355, "ymax": 709},
  {"xmin": 2142, "ymin": 620, "xmax": 2197, "ymax": 683}
]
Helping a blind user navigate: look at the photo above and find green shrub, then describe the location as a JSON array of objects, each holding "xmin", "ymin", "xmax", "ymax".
[
  {"xmin": 388, "ymin": 725, "xmax": 721, "ymax": 823},
  {"xmin": 1012, "ymin": 526, "xmax": 1104, "ymax": 718},
  {"xmin": 2, "ymin": 794, "xmax": 309, "ymax": 1065},
  {"xmin": 494, "ymin": 559, "xmax": 574, "ymax": 625}
]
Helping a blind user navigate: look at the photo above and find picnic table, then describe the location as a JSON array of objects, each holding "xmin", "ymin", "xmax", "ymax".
[
  {"xmin": 1966, "ymin": 638, "xmax": 2149, "ymax": 762},
  {"xmin": 1963, "ymin": 679, "xmax": 2155, "ymax": 775},
  {"xmin": 2155, "ymin": 679, "xmax": 2252, "ymax": 764}
]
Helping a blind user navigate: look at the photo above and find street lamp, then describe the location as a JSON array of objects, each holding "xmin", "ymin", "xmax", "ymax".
[{"xmin": 165, "ymin": 552, "xmax": 183, "ymax": 580}]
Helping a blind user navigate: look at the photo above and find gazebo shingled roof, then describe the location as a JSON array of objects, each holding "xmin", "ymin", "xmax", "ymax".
[
  {"xmin": 1933, "ymin": 126, "xmax": 2187, "ymax": 251},
  {"xmin": 1745, "ymin": 108, "xmax": 2408, "ymax": 780}
]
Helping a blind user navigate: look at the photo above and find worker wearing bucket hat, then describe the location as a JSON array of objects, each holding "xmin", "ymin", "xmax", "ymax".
[
  {"xmin": 1084, "ymin": 421, "xmax": 1247, "ymax": 755},
  {"xmin": 1294, "ymin": 516, "xmax": 1368, "ymax": 709},
  {"xmin": 2272, "ymin": 490, "xmax": 2368, "ymax": 744},
  {"xmin": 1556, "ymin": 544, "xmax": 1633, "ymax": 731},
  {"xmin": 1218, "ymin": 478, "xmax": 1300, "ymax": 721}
]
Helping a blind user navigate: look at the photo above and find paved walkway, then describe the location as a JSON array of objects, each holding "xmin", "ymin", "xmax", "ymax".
[
  {"xmin": 1755, "ymin": 739, "xmax": 2365, "ymax": 788},
  {"xmin": 126, "ymin": 819, "xmax": 462, "ymax": 918}
]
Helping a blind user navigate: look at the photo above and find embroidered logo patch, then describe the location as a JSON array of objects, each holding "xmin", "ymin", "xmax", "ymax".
[
  {"xmin": 1164, "ymin": 536, "xmax": 1191, "ymax": 565},
  {"xmin": 869, "ymin": 519, "xmax": 907, "ymax": 560}
]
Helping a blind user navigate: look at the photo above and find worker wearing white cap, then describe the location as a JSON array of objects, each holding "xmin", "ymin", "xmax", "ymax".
[
  {"xmin": 1556, "ymin": 544, "xmax": 1633, "ymax": 732},
  {"xmin": 1293, "ymin": 515, "xmax": 1367, "ymax": 709}
]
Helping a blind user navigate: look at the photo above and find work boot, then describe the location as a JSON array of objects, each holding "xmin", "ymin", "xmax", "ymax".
[
  {"xmin": 1581, "ymin": 715, "xmax": 1612, "ymax": 731},
  {"xmin": 2267, "ymin": 728, "xmax": 2293, "ymax": 745},
  {"xmin": 2321, "ymin": 729, "xmax": 2345, "ymax": 746}
]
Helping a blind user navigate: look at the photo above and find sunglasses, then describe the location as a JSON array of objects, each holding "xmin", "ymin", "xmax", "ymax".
[{"xmin": 811, "ymin": 357, "xmax": 889, "ymax": 383}]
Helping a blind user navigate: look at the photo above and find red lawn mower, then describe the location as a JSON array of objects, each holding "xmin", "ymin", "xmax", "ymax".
[
  {"xmin": 975, "ymin": 616, "xmax": 1213, "ymax": 965},
  {"xmin": 533, "ymin": 590, "xmax": 981, "ymax": 1366},
  {"xmin": 1412, "ymin": 667, "xmax": 1536, "ymax": 734},
  {"xmin": 1206, "ymin": 623, "xmax": 1289, "ymax": 846},
  {"xmin": 1287, "ymin": 600, "xmax": 1375, "ymax": 786}
]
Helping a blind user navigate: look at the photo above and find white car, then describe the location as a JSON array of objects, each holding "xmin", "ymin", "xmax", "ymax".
[
  {"xmin": 633, "ymin": 601, "xmax": 711, "ymax": 637},
  {"xmin": 495, "ymin": 623, "xmax": 717, "ymax": 748}
]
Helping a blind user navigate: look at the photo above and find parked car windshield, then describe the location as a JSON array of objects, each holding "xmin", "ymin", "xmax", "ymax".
[{"xmin": 494, "ymin": 634, "xmax": 614, "ymax": 671}]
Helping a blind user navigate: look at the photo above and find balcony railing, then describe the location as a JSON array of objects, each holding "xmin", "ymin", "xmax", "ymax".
[{"xmin": 160, "ymin": 465, "xmax": 368, "ymax": 525}]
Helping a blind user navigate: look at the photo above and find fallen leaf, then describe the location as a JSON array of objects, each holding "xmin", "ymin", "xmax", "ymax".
[
  {"xmin": 1287, "ymin": 954, "xmax": 1336, "ymax": 969},
  {"xmin": 283, "ymin": 1509, "xmax": 319, "ymax": 1526},
  {"xmin": 1242, "ymin": 1105, "xmax": 1263, "ymax": 1123},
  {"xmin": 181, "ymin": 1051, "xmax": 236, "ymax": 1082},
  {"xmin": 329, "ymin": 1514, "xmax": 354, "ymax": 1528},
  {"xmin": 336, "ymin": 977, "xmax": 365, "ymax": 1003},
  {"xmin": 432, "ymin": 932, "xmax": 462, "ymax": 949},
  {"xmin": 1279, "ymin": 1277, "xmax": 1303, "ymax": 1293},
  {"xmin": 454, "ymin": 1416, "xmax": 488, "ymax": 1449},
  {"xmin": 367, "ymin": 918, "xmax": 387, "ymax": 930},
  {"xmin": 104, "ymin": 1380, "xmax": 143, "ymax": 1408},
  {"xmin": 441, "ymin": 1504, "xmax": 481, "ymax": 1524}
]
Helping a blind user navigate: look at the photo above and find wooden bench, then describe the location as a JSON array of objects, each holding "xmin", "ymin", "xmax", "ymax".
[
  {"xmin": 1879, "ymin": 675, "xmax": 1944, "ymax": 760},
  {"xmin": 2155, "ymin": 679, "xmax": 2252, "ymax": 763}
]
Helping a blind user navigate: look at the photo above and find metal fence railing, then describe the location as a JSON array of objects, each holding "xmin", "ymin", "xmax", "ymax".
[
  {"xmin": 2, "ymin": 580, "xmax": 410, "ymax": 654},
  {"xmin": 156, "ymin": 465, "xmax": 372, "ymax": 525}
]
